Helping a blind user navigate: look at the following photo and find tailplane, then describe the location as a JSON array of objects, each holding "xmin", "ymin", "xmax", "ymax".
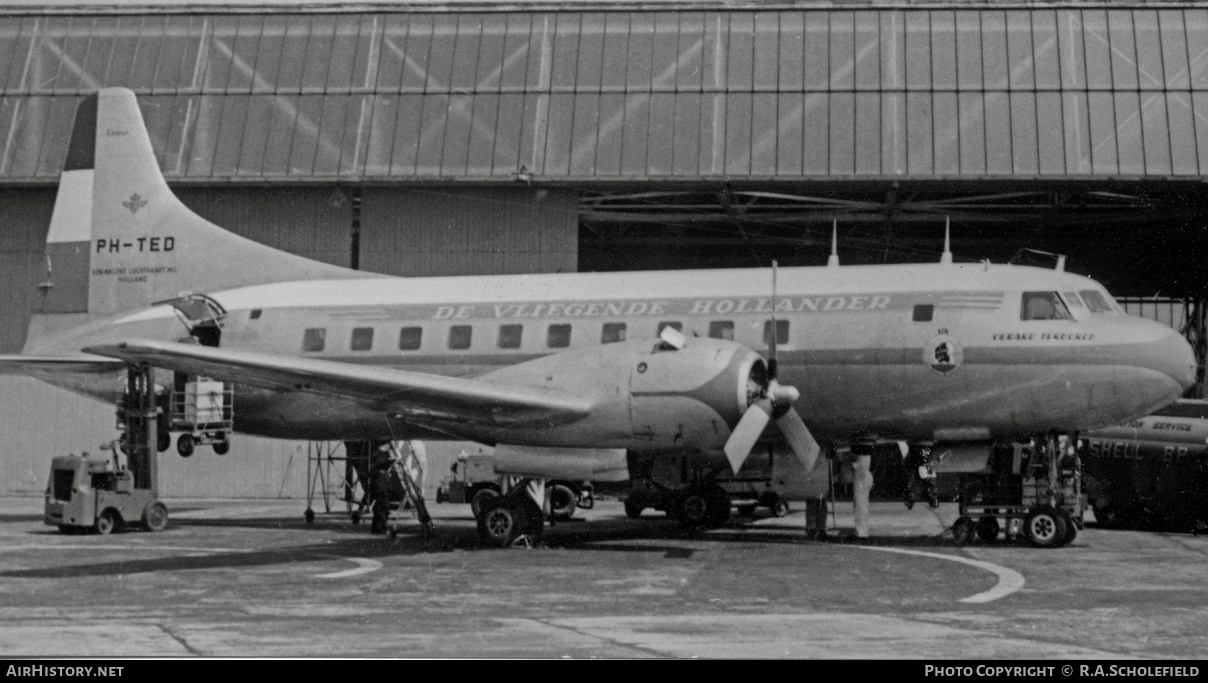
[{"xmin": 32, "ymin": 88, "xmax": 365, "ymax": 340}]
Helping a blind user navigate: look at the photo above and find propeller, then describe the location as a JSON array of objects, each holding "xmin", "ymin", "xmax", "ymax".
[{"xmin": 723, "ymin": 261, "xmax": 821, "ymax": 474}]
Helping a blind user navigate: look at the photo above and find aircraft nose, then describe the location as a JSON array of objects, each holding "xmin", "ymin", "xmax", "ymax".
[{"xmin": 1142, "ymin": 326, "xmax": 1198, "ymax": 394}]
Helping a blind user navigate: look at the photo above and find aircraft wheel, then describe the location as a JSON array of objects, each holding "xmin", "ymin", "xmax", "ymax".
[
  {"xmin": 475, "ymin": 498, "xmax": 519, "ymax": 546},
  {"xmin": 624, "ymin": 502, "xmax": 643, "ymax": 518},
  {"xmin": 156, "ymin": 429, "xmax": 171, "ymax": 453},
  {"xmin": 737, "ymin": 504, "xmax": 757, "ymax": 517},
  {"xmin": 676, "ymin": 488, "xmax": 711, "ymax": 528},
  {"xmin": 1024, "ymin": 507, "xmax": 1068, "ymax": 548},
  {"xmin": 142, "ymin": 501, "xmax": 168, "ymax": 532},
  {"xmin": 212, "ymin": 437, "xmax": 230, "ymax": 456},
  {"xmin": 470, "ymin": 488, "xmax": 500, "ymax": 518},
  {"xmin": 549, "ymin": 483, "xmax": 577, "ymax": 521},
  {"xmin": 304, "ymin": 508, "xmax": 315, "ymax": 523},
  {"xmin": 772, "ymin": 497, "xmax": 790, "ymax": 518},
  {"xmin": 177, "ymin": 433, "xmax": 195, "ymax": 458},
  {"xmin": 976, "ymin": 516, "xmax": 1000, "ymax": 542},
  {"xmin": 952, "ymin": 516, "xmax": 977, "ymax": 545},
  {"xmin": 95, "ymin": 509, "xmax": 119, "ymax": 535}
]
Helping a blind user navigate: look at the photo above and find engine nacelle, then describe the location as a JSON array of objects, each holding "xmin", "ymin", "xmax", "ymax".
[{"xmin": 480, "ymin": 336, "xmax": 767, "ymax": 452}]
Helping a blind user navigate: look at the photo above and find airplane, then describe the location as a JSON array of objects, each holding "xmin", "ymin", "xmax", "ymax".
[{"xmin": 0, "ymin": 88, "xmax": 1197, "ymax": 546}]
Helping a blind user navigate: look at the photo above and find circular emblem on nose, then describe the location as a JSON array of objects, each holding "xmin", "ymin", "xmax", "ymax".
[{"xmin": 923, "ymin": 335, "xmax": 963, "ymax": 375}]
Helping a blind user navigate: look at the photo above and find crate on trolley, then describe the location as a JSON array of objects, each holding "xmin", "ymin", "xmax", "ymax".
[
  {"xmin": 950, "ymin": 435, "xmax": 1086, "ymax": 548},
  {"xmin": 168, "ymin": 374, "xmax": 233, "ymax": 457}
]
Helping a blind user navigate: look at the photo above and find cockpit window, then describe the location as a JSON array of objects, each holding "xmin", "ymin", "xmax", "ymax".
[
  {"xmin": 1078, "ymin": 289, "xmax": 1117, "ymax": 314},
  {"xmin": 1020, "ymin": 292, "xmax": 1072, "ymax": 321}
]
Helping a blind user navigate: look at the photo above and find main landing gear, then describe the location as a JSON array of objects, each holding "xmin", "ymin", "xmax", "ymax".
[{"xmin": 476, "ymin": 484, "xmax": 546, "ymax": 548}]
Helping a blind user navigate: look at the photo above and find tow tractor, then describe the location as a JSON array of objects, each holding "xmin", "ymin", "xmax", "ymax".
[
  {"xmin": 45, "ymin": 364, "xmax": 168, "ymax": 534},
  {"xmin": 948, "ymin": 433, "xmax": 1086, "ymax": 548}
]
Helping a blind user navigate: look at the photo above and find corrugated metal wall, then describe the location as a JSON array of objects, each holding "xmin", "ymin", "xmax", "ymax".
[
  {"xmin": 0, "ymin": 188, "xmax": 53, "ymax": 352},
  {"xmin": 360, "ymin": 187, "xmax": 577, "ymax": 276}
]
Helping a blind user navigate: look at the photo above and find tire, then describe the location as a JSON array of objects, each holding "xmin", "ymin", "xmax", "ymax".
[
  {"xmin": 624, "ymin": 502, "xmax": 643, "ymax": 518},
  {"xmin": 952, "ymin": 516, "xmax": 977, "ymax": 545},
  {"xmin": 95, "ymin": 509, "xmax": 119, "ymax": 535},
  {"xmin": 304, "ymin": 508, "xmax": 315, "ymax": 523},
  {"xmin": 470, "ymin": 487, "xmax": 500, "ymax": 519},
  {"xmin": 176, "ymin": 433, "xmax": 195, "ymax": 458},
  {"xmin": 1093, "ymin": 502, "xmax": 1124, "ymax": 529},
  {"xmin": 976, "ymin": 516, "xmax": 1000, "ymax": 542},
  {"xmin": 142, "ymin": 501, "xmax": 168, "ymax": 532},
  {"xmin": 156, "ymin": 429, "xmax": 171, "ymax": 453},
  {"xmin": 1056, "ymin": 508, "xmax": 1078, "ymax": 546},
  {"xmin": 350, "ymin": 511, "xmax": 361, "ymax": 525},
  {"xmin": 212, "ymin": 438, "xmax": 230, "ymax": 455},
  {"xmin": 677, "ymin": 489, "xmax": 711, "ymax": 528},
  {"xmin": 1024, "ymin": 507, "xmax": 1068, "ymax": 548},
  {"xmin": 702, "ymin": 486, "xmax": 731, "ymax": 529},
  {"xmin": 549, "ymin": 483, "xmax": 577, "ymax": 521},
  {"xmin": 737, "ymin": 504, "xmax": 757, "ymax": 517},
  {"xmin": 772, "ymin": 497, "xmax": 790, "ymax": 518},
  {"xmin": 478, "ymin": 500, "xmax": 520, "ymax": 547}
]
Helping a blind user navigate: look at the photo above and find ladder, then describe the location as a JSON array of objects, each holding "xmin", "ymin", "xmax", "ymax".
[{"xmin": 386, "ymin": 441, "xmax": 434, "ymax": 539}]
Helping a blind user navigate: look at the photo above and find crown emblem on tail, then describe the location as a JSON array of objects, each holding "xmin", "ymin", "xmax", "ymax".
[{"xmin": 122, "ymin": 194, "xmax": 147, "ymax": 214}]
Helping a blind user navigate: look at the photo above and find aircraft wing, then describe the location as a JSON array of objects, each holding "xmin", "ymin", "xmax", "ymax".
[
  {"xmin": 0, "ymin": 354, "xmax": 127, "ymax": 375},
  {"xmin": 84, "ymin": 339, "xmax": 594, "ymax": 430}
]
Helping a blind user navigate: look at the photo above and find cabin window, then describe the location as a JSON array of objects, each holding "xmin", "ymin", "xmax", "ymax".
[
  {"xmin": 498, "ymin": 324, "xmax": 523, "ymax": 349},
  {"xmin": 398, "ymin": 326, "xmax": 422, "ymax": 350},
  {"xmin": 350, "ymin": 327, "xmax": 374, "ymax": 351},
  {"xmin": 913, "ymin": 304, "xmax": 934, "ymax": 322},
  {"xmin": 1079, "ymin": 289, "xmax": 1116, "ymax": 314},
  {"xmin": 658, "ymin": 321, "xmax": 682, "ymax": 334},
  {"xmin": 547, "ymin": 324, "xmax": 572, "ymax": 348},
  {"xmin": 249, "ymin": 309, "xmax": 262, "ymax": 320},
  {"xmin": 709, "ymin": 321, "xmax": 734, "ymax": 340},
  {"xmin": 601, "ymin": 322, "xmax": 627, "ymax": 344},
  {"xmin": 1020, "ymin": 292, "xmax": 1072, "ymax": 321},
  {"xmin": 302, "ymin": 328, "xmax": 326, "ymax": 353},
  {"xmin": 762, "ymin": 320, "xmax": 789, "ymax": 345},
  {"xmin": 448, "ymin": 325, "xmax": 472, "ymax": 350}
]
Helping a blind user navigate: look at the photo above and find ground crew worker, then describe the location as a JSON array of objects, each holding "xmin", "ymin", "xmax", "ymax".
[
  {"xmin": 903, "ymin": 445, "xmax": 939, "ymax": 510},
  {"xmin": 369, "ymin": 445, "xmax": 395, "ymax": 534}
]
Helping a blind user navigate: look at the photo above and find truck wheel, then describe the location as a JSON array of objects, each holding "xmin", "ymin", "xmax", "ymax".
[
  {"xmin": 157, "ymin": 429, "xmax": 171, "ymax": 453},
  {"xmin": 142, "ymin": 502, "xmax": 168, "ymax": 532},
  {"xmin": 702, "ymin": 485, "xmax": 731, "ymax": 529},
  {"xmin": 976, "ymin": 516, "xmax": 1000, "ymax": 542},
  {"xmin": 212, "ymin": 438, "xmax": 230, "ymax": 455},
  {"xmin": 470, "ymin": 488, "xmax": 500, "ymax": 518},
  {"xmin": 177, "ymin": 433, "xmax": 194, "ymax": 458},
  {"xmin": 1057, "ymin": 509, "xmax": 1078, "ymax": 546},
  {"xmin": 549, "ymin": 483, "xmax": 577, "ymax": 520},
  {"xmin": 478, "ymin": 500, "xmax": 520, "ymax": 547},
  {"xmin": 952, "ymin": 516, "xmax": 977, "ymax": 545},
  {"xmin": 95, "ymin": 509, "xmax": 119, "ymax": 535},
  {"xmin": 676, "ymin": 489, "xmax": 711, "ymax": 528},
  {"xmin": 1024, "ymin": 507, "xmax": 1068, "ymax": 548},
  {"xmin": 624, "ymin": 502, "xmax": 643, "ymax": 518}
]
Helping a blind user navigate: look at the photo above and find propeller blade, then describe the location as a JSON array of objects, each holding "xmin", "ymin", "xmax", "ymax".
[
  {"xmin": 724, "ymin": 399, "xmax": 773, "ymax": 473},
  {"xmin": 777, "ymin": 408, "xmax": 821, "ymax": 473}
]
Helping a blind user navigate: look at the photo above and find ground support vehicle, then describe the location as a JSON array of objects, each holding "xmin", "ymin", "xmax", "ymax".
[
  {"xmin": 46, "ymin": 364, "xmax": 167, "ymax": 534},
  {"xmin": 622, "ymin": 446, "xmax": 828, "ymax": 527},
  {"xmin": 950, "ymin": 436, "xmax": 1086, "ymax": 548},
  {"xmin": 438, "ymin": 453, "xmax": 592, "ymax": 521}
]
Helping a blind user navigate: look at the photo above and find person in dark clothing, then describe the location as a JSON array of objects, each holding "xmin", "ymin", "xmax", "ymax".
[
  {"xmin": 903, "ymin": 445, "xmax": 939, "ymax": 510},
  {"xmin": 369, "ymin": 447, "xmax": 395, "ymax": 534}
]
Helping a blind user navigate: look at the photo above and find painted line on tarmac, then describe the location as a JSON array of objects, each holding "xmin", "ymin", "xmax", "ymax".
[
  {"xmin": 858, "ymin": 547, "xmax": 1025, "ymax": 603},
  {"xmin": 314, "ymin": 557, "xmax": 382, "ymax": 579},
  {"xmin": 0, "ymin": 544, "xmax": 247, "ymax": 553}
]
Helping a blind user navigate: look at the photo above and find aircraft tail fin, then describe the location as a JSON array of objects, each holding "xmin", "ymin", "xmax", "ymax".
[{"xmin": 31, "ymin": 88, "xmax": 364, "ymax": 343}]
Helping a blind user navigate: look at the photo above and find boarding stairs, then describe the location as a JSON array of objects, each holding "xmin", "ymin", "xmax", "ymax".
[{"xmin": 386, "ymin": 441, "xmax": 434, "ymax": 539}]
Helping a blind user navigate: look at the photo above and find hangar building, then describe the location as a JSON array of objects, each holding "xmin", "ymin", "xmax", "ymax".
[{"xmin": 0, "ymin": 0, "xmax": 1205, "ymax": 498}]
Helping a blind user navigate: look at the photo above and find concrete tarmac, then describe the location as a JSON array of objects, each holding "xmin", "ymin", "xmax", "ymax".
[{"xmin": 0, "ymin": 496, "xmax": 1205, "ymax": 659}]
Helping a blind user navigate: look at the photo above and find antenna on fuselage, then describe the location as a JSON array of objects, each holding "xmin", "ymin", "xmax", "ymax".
[
  {"xmin": 827, "ymin": 221, "xmax": 840, "ymax": 268},
  {"xmin": 940, "ymin": 217, "xmax": 953, "ymax": 265}
]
